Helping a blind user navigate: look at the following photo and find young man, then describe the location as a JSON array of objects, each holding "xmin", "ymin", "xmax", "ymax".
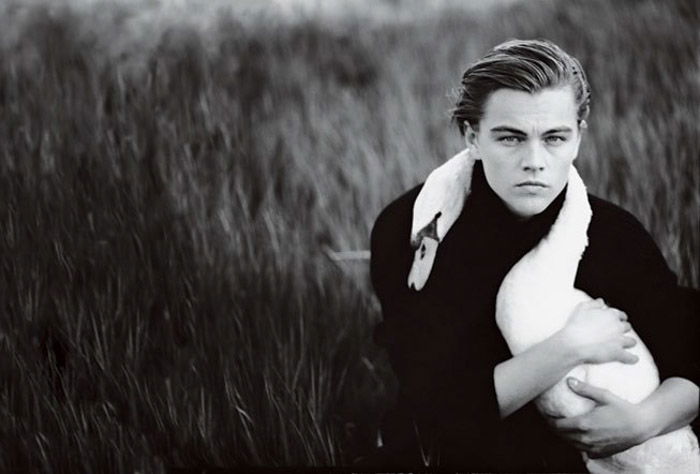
[{"xmin": 369, "ymin": 39, "xmax": 699, "ymax": 471}]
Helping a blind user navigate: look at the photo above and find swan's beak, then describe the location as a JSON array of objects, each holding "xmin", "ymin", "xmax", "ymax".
[
  {"xmin": 408, "ymin": 236, "xmax": 439, "ymax": 291},
  {"xmin": 408, "ymin": 148, "xmax": 475, "ymax": 290}
]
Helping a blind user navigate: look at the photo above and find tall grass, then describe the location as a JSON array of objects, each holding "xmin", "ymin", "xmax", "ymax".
[{"xmin": 0, "ymin": 0, "xmax": 697, "ymax": 471}]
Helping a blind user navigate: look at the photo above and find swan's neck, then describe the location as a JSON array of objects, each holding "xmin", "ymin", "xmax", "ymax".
[{"xmin": 527, "ymin": 166, "xmax": 592, "ymax": 287}]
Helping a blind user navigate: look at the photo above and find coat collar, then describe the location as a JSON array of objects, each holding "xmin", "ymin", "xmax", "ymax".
[{"xmin": 466, "ymin": 160, "xmax": 567, "ymax": 233}]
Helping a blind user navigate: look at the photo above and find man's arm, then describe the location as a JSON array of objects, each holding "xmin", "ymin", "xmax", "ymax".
[
  {"xmin": 495, "ymin": 298, "xmax": 638, "ymax": 418},
  {"xmin": 639, "ymin": 377, "xmax": 699, "ymax": 437},
  {"xmin": 494, "ymin": 330, "xmax": 579, "ymax": 418},
  {"xmin": 552, "ymin": 202, "xmax": 700, "ymax": 456},
  {"xmin": 552, "ymin": 376, "xmax": 699, "ymax": 458}
]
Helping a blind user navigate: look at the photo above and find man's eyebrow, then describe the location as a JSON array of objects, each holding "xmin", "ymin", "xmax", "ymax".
[
  {"xmin": 543, "ymin": 127, "xmax": 574, "ymax": 134},
  {"xmin": 489, "ymin": 126, "xmax": 574, "ymax": 135},
  {"xmin": 489, "ymin": 126, "xmax": 526, "ymax": 134}
]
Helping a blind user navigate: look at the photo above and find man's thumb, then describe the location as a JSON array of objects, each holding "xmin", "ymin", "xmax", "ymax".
[{"xmin": 567, "ymin": 377, "xmax": 612, "ymax": 404}]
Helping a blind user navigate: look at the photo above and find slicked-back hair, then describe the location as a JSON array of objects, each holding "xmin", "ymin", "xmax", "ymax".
[{"xmin": 452, "ymin": 39, "xmax": 591, "ymax": 135}]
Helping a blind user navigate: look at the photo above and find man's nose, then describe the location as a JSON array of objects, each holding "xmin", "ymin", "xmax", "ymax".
[{"xmin": 521, "ymin": 141, "xmax": 547, "ymax": 172}]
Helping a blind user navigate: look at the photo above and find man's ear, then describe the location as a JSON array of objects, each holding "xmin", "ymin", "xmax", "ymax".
[
  {"xmin": 464, "ymin": 122, "xmax": 479, "ymax": 153},
  {"xmin": 572, "ymin": 120, "xmax": 587, "ymax": 162}
]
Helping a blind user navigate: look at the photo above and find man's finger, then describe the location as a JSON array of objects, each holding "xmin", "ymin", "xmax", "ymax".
[
  {"xmin": 553, "ymin": 428, "xmax": 594, "ymax": 453},
  {"xmin": 621, "ymin": 336, "xmax": 637, "ymax": 349},
  {"xmin": 567, "ymin": 378, "xmax": 618, "ymax": 404},
  {"xmin": 587, "ymin": 448, "xmax": 608, "ymax": 459},
  {"xmin": 618, "ymin": 349, "xmax": 639, "ymax": 365},
  {"xmin": 591, "ymin": 298, "xmax": 606, "ymax": 308},
  {"xmin": 551, "ymin": 415, "xmax": 585, "ymax": 433},
  {"xmin": 580, "ymin": 298, "xmax": 604, "ymax": 310}
]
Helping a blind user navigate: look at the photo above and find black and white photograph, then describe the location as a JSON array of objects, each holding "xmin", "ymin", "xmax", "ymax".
[{"xmin": 0, "ymin": 0, "xmax": 698, "ymax": 472}]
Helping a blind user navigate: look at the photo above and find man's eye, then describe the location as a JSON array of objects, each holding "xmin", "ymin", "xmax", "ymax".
[
  {"xmin": 498, "ymin": 136, "xmax": 523, "ymax": 144},
  {"xmin": 545, "ymin": 135, "xmax": 566, "ymax": 144}
]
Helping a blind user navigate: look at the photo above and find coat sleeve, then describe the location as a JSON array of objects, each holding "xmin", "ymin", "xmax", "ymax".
[{"xmin": 369, "ymin": 195, "xmax": 504, "ymax": 455}]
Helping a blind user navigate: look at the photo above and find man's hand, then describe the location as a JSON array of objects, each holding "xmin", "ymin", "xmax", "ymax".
[
  {"xmin": 549, "ymin": 377, "xmax": 652, "ymax": 458},
  {"xmin": 558, "ymin": 299, "xmax": 639, "ymax": 366}
]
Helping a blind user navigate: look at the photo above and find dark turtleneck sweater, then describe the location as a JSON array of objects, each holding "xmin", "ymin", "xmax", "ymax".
[{"xmin": 369, "ymin": 161, "xmax": 699, "ymax": 471}]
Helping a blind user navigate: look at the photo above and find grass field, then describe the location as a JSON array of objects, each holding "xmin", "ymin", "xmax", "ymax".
[{"xmin": 0, "ymin": 0, "xmax": 697, "ymax": 471}]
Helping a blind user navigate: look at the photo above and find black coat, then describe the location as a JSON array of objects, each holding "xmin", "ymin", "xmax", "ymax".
[{"xmin": 369, "ymin": 162, "xmax": 699, "ymax": 471}]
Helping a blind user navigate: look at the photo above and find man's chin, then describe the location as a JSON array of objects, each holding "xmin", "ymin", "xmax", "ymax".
[{"xmin": 507, "ymin": 199, "xmax": 550, "ymax": 220}]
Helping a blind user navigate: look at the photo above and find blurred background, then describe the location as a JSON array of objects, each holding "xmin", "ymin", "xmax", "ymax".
[{"xmin": 0, "ymin": 0, "xmax": 697, "ymax": 471}]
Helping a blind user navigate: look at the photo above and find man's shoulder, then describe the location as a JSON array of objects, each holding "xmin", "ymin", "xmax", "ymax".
[
  {"xmin": 585, "ymin": 193, "xmax": 669, "ymax": 273},
  {"xmin": 370, "ymin": 184, "xmax": 424, "ymax": 297},
  {"xmin": 588, "ymin": 193, "xmax": 648, "ymax": 235},
  {"xmin": 371, "ymin": 183, "xmax": 423, "ymax": 246}
]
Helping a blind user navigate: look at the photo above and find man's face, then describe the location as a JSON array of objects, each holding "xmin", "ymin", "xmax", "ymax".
[{"xmin": 466, "ymin": 86, "xmax": 583, "ymax": 219}]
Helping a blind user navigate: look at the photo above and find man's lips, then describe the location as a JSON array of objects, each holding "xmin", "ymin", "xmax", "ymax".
[{"xmin": 516, "ymin": 181, "xmax": 548, "ymax": 188}]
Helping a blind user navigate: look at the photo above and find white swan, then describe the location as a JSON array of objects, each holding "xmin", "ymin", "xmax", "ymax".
[{"xmin": 409, "ymin": 153, "xmax": 700, "ymax": 473}]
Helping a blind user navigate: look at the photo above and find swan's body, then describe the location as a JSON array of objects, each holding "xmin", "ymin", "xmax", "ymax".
[{"xmin": 410, "ymin": 154, "xmax": 699, "ymax": 473}]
